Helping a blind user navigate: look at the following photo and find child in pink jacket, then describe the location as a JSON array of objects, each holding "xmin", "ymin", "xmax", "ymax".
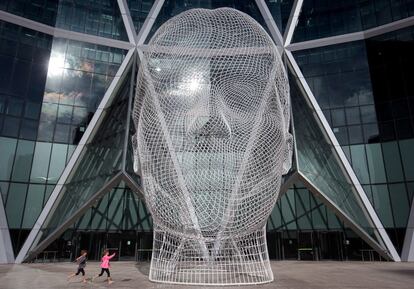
[{"xmin": 93, "ymin": 249, "xmax": 116, "ymax": 284}]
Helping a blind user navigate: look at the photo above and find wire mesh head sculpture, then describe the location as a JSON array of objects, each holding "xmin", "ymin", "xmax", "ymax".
[{"xmin": 132, "ymin": 7, "xmax": 292, "ymax": 285}]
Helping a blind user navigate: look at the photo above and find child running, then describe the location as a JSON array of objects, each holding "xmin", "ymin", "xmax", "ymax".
[
  {"xmin": 67, "ymin": 250, "xmax": 88, "ymax": 283},
  {"xmin": 93, "ymin": 249, "xmax": 116, "ymax": 284}
]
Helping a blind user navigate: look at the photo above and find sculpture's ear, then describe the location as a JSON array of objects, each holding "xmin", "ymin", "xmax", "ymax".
[
  {"xmin": 132, "ymin": 134, "xmax": 140, "ymax": 174},
  {"xmin": 282, "ymin": 132, "xmax": 293, "ymax": 175}
]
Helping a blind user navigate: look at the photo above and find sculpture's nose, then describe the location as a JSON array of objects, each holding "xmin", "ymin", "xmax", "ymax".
[
  {"xmin": 188, "ymin": 114, "xmax": 231, "ymax": 139},
  {"xmin": 187, "ymin": 94, "xmax": 231, "ymax": 139}
]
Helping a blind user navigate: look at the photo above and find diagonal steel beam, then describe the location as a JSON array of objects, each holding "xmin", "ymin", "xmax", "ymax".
[
  {"xmin": 25, "ymin": 173, "xmax": 123, "ymax": 261},
  {"xmin": 255, "ymin": 0, "xmax": 283, "ymax": 47},
  {"xmin": 299, "ymin": 173, "xmax": 392, "ymax": 260},
  {"xmin": 283, "ymin": 0, "xmax": 303, "ymax": 47},
  {"xmin": 285, "ymin": 50, "xmax": 400, "ymax": 261},
  {"xmin": 15, "ymin": 49, "xmax": 135, "ymax": 264},
  {"xmin": 136, "ymin": 0, "xmax": 165, "ymax": 46},
  {"xmin": 117, "ymin": 0, "xmax": 138, "ymax": 44}
]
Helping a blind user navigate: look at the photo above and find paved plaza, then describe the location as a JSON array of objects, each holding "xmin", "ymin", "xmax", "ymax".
[{"xmin": 0, "ymin": 261, "xmax": 413, "ymax": 289}]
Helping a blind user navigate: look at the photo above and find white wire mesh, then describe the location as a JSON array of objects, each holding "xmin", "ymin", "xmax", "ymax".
[{"xmin": 132, "ymin": 7, "xmax": 292, "ymax": 285}]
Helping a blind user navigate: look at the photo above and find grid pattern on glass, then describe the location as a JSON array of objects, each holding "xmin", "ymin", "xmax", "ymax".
[
  {"xmin": 74, "ymin": 185, "xmax": 151, "ymax": 232},
  {"xmin": 127, "ymin": 0, "xmax": 155, "ymax": 34},
  {"xmin": 132, "ymin": 8, "xmax": 292, "ymax": 285},
  {"xmin": 39, "ymin": 38, "xmax": 127, "ymax": 145},
  {"xmin": 289, "ymin": 67, "xmax": 378, "ymax": 240},
  {"xmin": 293, "ymin": 41, "xmax": 378, "ymax": 146},
  {"xmin": 293, "ymin": 0, "xmax": 414, "ymax": 43},
  {"xmin": 293, "ymin": 27, "xmax": 414, "ymax": 251},
  {"xmin": 37, "ymin": 71, "xmax": 132, "ymax": 244},
  {"xmin": 0, "ymin": 0, "xmax": 59, "ymax": 26},
  {"xmin": 55, "ymin": 0, "xmax": 128, "ymax": 41},
  {"xmin": 0, "ymin": 20, "xmax": 52, "ymax": 141}
]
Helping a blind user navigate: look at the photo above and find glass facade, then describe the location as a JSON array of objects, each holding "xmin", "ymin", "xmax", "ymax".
[
  {"xmin": 0, "ymin": 0, "xmax": 413, "ymax": 262},
  {"xmin": 293, "ymin": 0, "xmax": 414, "ymax": 42},
  {"xmin": 293, "ymin": 25, "xmax": 414, "ymax": 253}
]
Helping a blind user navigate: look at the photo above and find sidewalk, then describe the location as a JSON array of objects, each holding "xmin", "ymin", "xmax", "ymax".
[{"xmin": 0, "ymin": 261, "xmax": 413, "ymax": 289}]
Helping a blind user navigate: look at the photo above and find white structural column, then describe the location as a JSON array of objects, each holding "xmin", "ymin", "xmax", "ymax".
[
  {"xmin": 283, "ymin": 0, "xmax": 304, "ymax": 46},
  {"xmin": 117, "ymin": 0, "xmax": 138, "ymax": 44},
  {"xmin": 402, "ymin": 196, "xmax": 414, "ymax": 261},
  {"xmin": 0, "ymin": 10, "xmax": 133, "ymax": 50},
  {"xmin": 255, "ymin": 0, "xmax": 283, "ymax": 47},
  {"xmin": 0, "ymin": 195, "xmax": 14, "ymax": 263},
  {"xmin": 285, "ymin": 50, "xmax": 401, "ymax": 262},
  {"xmin": 15, "ymin": 49, "xmax": 135, "ymax": 264}
]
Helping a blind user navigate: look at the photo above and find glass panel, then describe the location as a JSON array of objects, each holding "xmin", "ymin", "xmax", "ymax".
[
  {"xmin": 399, "ymin": 139, "xmax": 414, "ymax": 181},
  {"xmin": 296, "ymin": 188, "xmax": 312, "ymax": 230},
  {"xmin": 388, "ymin": 183, "xmax": 409, "ymax": 228},
  {"xmin": 2, "ymin": 116, "xmax": 20, "ymax": 138},
  {"xmin": 349, "ymin": 145, "xmax": 370, "ymax": 184},
  {"xmin": 55, "ymin": 0, "xmax": 128, "ymax": 41},
  {"xmin": 127, "ymin": 0, "xmax": 156, "ymax": 34},
  {"xmin": 108, "ymin": 187, "xmax": 124, "ymax": 230},
  {"xmin": 282, "ymin": 189, "xmax": 296, "ymax": 230},
  {"xmin": 0, "ymin": 181, "xmax": 9, "ymax": 203},
  {"xmin": 1, "ymin": 0, "xmax": 59, "ymax": 26},
  {"xmin": 30, "ymin": 142, "xmax": 52, "ymax": 183},
  {"xmin": 21, "ymin": 184, "xmax": 45, "ymax": 229},
  {"xmin": 47, "ymin": 143, "xmax": 68, "ymax": 184},
  {"xmin": 382, "ymin": 141, "xmax": 404, "ymax": 183},
  {"xmin": 293, "ymin": 0, "xmax": 414, "ymax": 42},
  {"xmin": 0, "ymin": 137, "xmax": 17, "ymax": 180},
  {"xmin": 11, "ymin": 140, "xmax": 35, "ymax": 182},
  {"xmin": 371, "ymin": 184, "xmax": 394, "ymax": 228},
  {"xmin": 5, "ymin": 183, "xmax": 28, "ymax": 228},
  {"xmin": 365, "ymin": 143, "xmax": 387, "ymax": 184},
  {"xmin": 44, "ymin": 185, "xmax": 54, "ymax": 206}
]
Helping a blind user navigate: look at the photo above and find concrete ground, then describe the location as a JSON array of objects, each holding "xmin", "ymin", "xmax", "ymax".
[{"xmin": 0, "ymin": 261, "xmax": 413, "ymax": 289}]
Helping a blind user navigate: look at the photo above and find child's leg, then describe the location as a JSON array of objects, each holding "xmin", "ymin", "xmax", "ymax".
[
  {"xmin": 106, "ymin": 269, "xmax": 113, "ymax": 284},
  {"xmin": 92, "ymin": 268, "xmax": 105, "ymax": 281},
  {"xmin": 67, "ymin": 268, "xmax": 80, "ymax": 280},
  {"xmin": 80, "ymin": 269, "xmax": 86, "ymax": 282}
]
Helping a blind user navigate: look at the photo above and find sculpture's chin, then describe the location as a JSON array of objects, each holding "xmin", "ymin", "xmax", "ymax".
[{"xmin": 148, "ymin": 227, "xmax": 274, "ymax": 285}]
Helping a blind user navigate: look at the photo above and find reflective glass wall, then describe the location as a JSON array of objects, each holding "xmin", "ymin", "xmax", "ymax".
[{"xmin": 293, "ymin": 25, "xmax": 414, "ymax": 254}]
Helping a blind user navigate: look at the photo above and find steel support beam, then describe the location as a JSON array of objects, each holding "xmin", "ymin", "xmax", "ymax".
[
  {"xmin": 283, "ymin": 0, "xmax": 303, "ymax": 47},
  {"xmin": 117, "ymin": 0, "xmax": 138, "ymax": 44},
  {"xmin": 255, "ymin": 0, "xmax": 283, "ymax": 47},
  {"xmin": 25, "ymin": 173, "xmax": 123, "ymax": 261},
  {"xmin": 299, "ymin": 173, "xmax": 393, "ymax": 260},
  {"xmin": 136, "ymin": 0, "xmax": 165, "ymax": 46}
]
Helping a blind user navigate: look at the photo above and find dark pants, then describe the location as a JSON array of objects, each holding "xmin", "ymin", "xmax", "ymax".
[
  {"xmin": 99, "ymin": 268, "xmax": 110, "ymax": 277},
  {"xmin": 75, "ymin": 268, "xmax": 85, "ymax": 276}
]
